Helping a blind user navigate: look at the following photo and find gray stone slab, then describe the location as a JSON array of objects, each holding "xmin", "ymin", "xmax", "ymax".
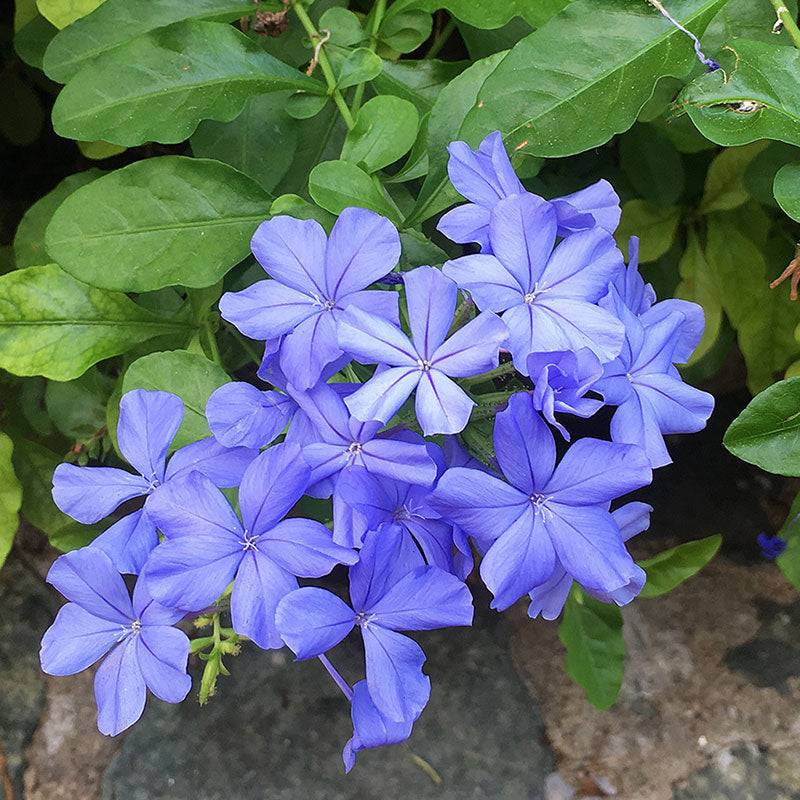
[
  {"xmin": 102, "ymin": 607, "xmax": 553, "ymax": 800},
  {"xmin": 0, "ymin": 559, "xmax": 52, "ymax": 800}
]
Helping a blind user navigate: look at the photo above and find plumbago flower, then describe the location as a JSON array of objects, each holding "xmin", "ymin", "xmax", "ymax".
[
  {"xmin": 141, "ymin": 443, "xmax": 358, "ymax": 648},
  {"xmin": 443, "ymin": 193, "xmax": 625, "ymax": 372},
  {"xmin": 430, "ymin": 393, "xmax": 652, "ymax": 610},
  {"xmin": 595, "ymin": 286, "xmax": 715, "ymax": 468},
  {"xmin": 339, "ymin": 265, "xmax": 508, "ymax": 435},
  {"xmin": 438, "ymin": 131, "xmax": 621, "ymax": 249},
  {"xmin": 276, "ymin": 525, "xmax": 473, "ymax": 724},
  {"xmin": 219, "ymin": 207, "xmax": 401, "ymax": 390},
  {"xmin": 40, "ymin": 548, "xmax": 190, "ymax": 735},
  {"xmin": 52, "ymin": 389, "xmax": 256, "ymax": 574}
]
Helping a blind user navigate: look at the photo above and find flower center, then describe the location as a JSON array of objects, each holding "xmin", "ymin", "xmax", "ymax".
[
  {"xmin": 392, "ymin": 505, "xmax": 411, "ymax": 521},
  {"xmin": 417, "ymin": 359, "xmax": 432, "ymax": 372},
  {"xmin": 345, "ymin": 441, "xmax": 363, "ymax": 463},
  {"xmin": 239, "ymin": 530, "xmax": 258, "ymax": 551},
  {"xmin": 354, "ymin": 610, "xmax": 375, "ymax": 627},
  {"xmin": 130, "ymin": 619, "xmax": 142, "ymax": 634},
  {"xmin": 626, "ymin": 372, "xmax": 635, "ymax": 382},
  {"xmin": 529, "ymin": 493, "xmax": 552, "ymax": 518},
  {"xmin": 312, "ymin": 293, "xmax": 337, "ymax": 311},
  {"xmin": 523, "ymin": 292, "xmax": 537, "ymax": 305}
]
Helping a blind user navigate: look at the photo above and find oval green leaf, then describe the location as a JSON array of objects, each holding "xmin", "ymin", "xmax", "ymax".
[
  {"xmin": 678, "ymin": 40, "xmax": 800, "ymax": 148},
  {"xmin": 45, "ymin": 157, "xmax": 271, "ymax": 292},
  {"xmin": 0, "ymin": 433, "xmax": 22, "ymax": 569},
  {"xmin": 342, "ymin": 96, "xmax": 419, "ymax": 173},
  {"xmin": 724, "ymin": 377, "xmax": 800, "ymax": 474},
  {"xmin": 52, "ymin": 20, "xmax": 325, "ymax": 146},
  {"xmin": 121, "ymin": 350, "xmax": 230, "ymax": 449},
  {"xmin": 0, "ymin": 265, "xmax": 193, "ymax": 380},
  {"xmin": 309, "ymin": 160, "xmax": 400, "ymax": 222},
  {"xmin": 460, "ymin": 0, "xmax": 727, "ymax": 158},
  {"xmin": 638, "ymin": 535, "xmax": 722, "ymax": 598},
  {"xmin": 774, "ymin": 162, "xmax": 800, "ymax": 223},
  {"xmin": 42, "ymin": 0, "xmax": 253, "ymax": 83},
  {"xmin": 338, "ymin": 48, "xmax": 383, "ymax": 90}
]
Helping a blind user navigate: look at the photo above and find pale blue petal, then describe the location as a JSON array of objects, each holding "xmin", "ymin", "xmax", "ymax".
[
  {"xmin": 526, "ymin": 564, "xmax": 573, "ymax": 620},
  {"xmin": 136, "ymin": 626, "xmax": 191, "ymax": 703},
  {"xmin": 40, "ymin": 603, "xmax": 121, "ymax": 675},
  {"xmin": 360, "ymin": 436, "xmax": 438, "ymax": 485},
  {"xmin": 94, "ymin": 636, "xmax": 146, "ymax": 736},
  {"xmin": 404, "ymin": 266, "xmax": 457, "ymax": 359},
  {"xmin": 431, "ymin": 311, "xmax": 507, "ymax": 377},
  {"xmin": 279, "ymin": 310, "xmax": 342, "ymax": 391},
  {"xmin": 437, "ymin": 203, "xmax": 491, "ymax": 248},
  {"xmin": 92, "ymin": 509, "xmax": 158, "ymax": 576},
  {"xmin": 414, "ymin": 370, "xmax": 475, "ymax": 436},
  {"xmin": 344, "ymin": 367, "xmax": 420, "ymax": 425},
  {"xmin": 165, "ymin": 436, "xmax": 258, "ymax": 487},
  {"xmin": 442, "ymin": 254, "xmax": 523, "ymax": 311},
  {"xmin": 275, "ymin": 587, "xmax": 354, "ymax": 659},
  {"xmin": 337, "ymin": 307, "xmax": 417, "ymax": 367},
  {"xmin": 219, "ymin": 280, "xmax": 317, "ymax": 340}
]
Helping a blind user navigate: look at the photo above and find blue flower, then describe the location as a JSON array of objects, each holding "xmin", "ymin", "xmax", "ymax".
[
  {"xmin": 443, "ymin": 194, "xmax": 625, "ymax": 371},
  {"xmin": 40, "ymin": 548, "xmax": 191, "ymax": 736},
  {"xmin": 219, "ymin": 207, "xmax": 402, "ymax": 390},
  {"xmin": 276, "ymin": 525, "xmax": 473, "ymax": 723},
  {"xmin": 430, "ymin": 393, "xmax": 652, "ymax": 610},
  {"xmin": 438, "ymin": 131, "xmax": 621, "ymax": 250},
  {"xmin": 526, "ymin": 501, "xmax": 652, "ymax": 620},
  {"xmin": 595, "ymin": 286, "xmax": 714, "ymax": 468},
  {"xmin": 526, "ymin": 348, "xmax": 604, "ymax": 440},
  {"xmin": 52, "ymin": 389, "xmax": 257, "ymax": 574},
  {"xmin": 757, "ymin": 533, "xmax": 787, "ymax": 559},
  {"xmin": 141, "ymin": 443, "xmax": 358, "ymax": 649},
  {"xmin": 338, "ymin": 265, "xmax": 508, "ymax": 435}
]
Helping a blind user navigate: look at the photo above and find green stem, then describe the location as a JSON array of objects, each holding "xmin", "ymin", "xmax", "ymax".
[
  {"xmin": 460, "ymin": 361, "xmax": 517, "ymax": 389},
  {"xmin": 351, "ymin": 0, "xmax": 387, "ymax": 114},
  {"xmin": 425, "ymin": 16, "xmax": 456, "ymax": 60},
  {"xmin": 291, "ymin": 0, "xmax": 355, "ymax": 128},
  {"xmin": 203, "ymin": 318, "xmax": 222, "ymax": 366},
  {"xmin": 769, "ymin": 0, "xmax": 800, "ymax": 49},
  {"xmin": 227, "ymin": 325, "xmax": 261, "ymax": 367}
]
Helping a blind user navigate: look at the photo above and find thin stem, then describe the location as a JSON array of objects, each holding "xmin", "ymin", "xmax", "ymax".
[
  {"xmin": 203, "ymin": 318, "xmax": 222, "ymax": 366},
  {"xmin": 425, "ymin": 16, "xmax": 456, "ymax": 60},
  {"xmin": 318, "ymin": 654, "xmax": 354, "ymax": 701},
  {"xmin": 291, "ymin": 0, "xmax": 355, "ymax": 128},
  {"xmin": 769, "ymin": 0, "xmax": 800, "ymax": 49},
  {"xmin": 460, "ymin": 361, "xmax": 517, "ymax": 389},
  {"xmin": 352, "ymin": 0, "xmax": 387, "ymax": 114}
]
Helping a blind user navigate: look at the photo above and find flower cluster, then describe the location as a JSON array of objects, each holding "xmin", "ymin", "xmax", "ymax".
[{"xmin": 41, "ymin": 132, "xmax": 714, "ymax": 767}]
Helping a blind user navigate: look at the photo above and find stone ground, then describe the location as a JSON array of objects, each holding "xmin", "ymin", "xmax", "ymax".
[{"xmin": 3, "ymin": 385, "xmax": 800, "ymax": 800}]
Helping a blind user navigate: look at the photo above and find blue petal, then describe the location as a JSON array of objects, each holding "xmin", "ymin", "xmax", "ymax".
[
  {"xmin": 369, "ymin": 565, "xmax": 473, "ymax": 630},
  {"xmin": 641, "ymin": 298, "xmax": 705, "ymax": 364},
  {"xmin": 527, "ymin": 563, "xmax": 573, "ymax": 620},
  {"xmin": 610, "ymin": 393, "xmax": 671, "ymax": 468},
  {"xmin": 431, "ymin": 311, "xmax": 507, "ymax": 377},
  {"xmin": 493, "ymin": 393, "xmax": 555, "ymax": 494},
  {"xmin": 91, "ymin": 508, "xmax": 158, "ymax": 576},
  {"xmin": 634, "ymin": 373, "xmax": 714, "ymax": 435},
  {"xmin": 335, "ymin": 467, "xmax": 395, "ymax": 527},
  {"xmin": 404, "ymin": 266, "xmax": 457, "ymax": 359},
  {"xmin": 40, "ymin": 603, "xmax": 121, "ymax": 676},
  {"xmin": 332, "ymin": 486, "xmax": 370, "ymax": 549},
  {"xmin": 219, "ymin": 280, "xmax": 318, "ymax": 341},
  {"xmin": 165, "ymin": 436, "xmax": 258, "ymax": 487},
  {"xmin": 250, "ymin": 214, "xmax": 328, "ymax": 295},
  {"xmin": 342, "ymin": 289, "xmax": 400, "ymax": 326},
  {"xmin": 279, "ymin": 310, "xmax": 342, "ymax": 390},
  {"xmin": 445, "ymin": 132, "xmax": 523, "ymax": 207},
  {"xmin": 291, "ymin": 381, "xmax": 353, "ymax": 445},
  {"xmin": 414, "ymin": 370, "xmax": 475, "ymax": 435},
  {"xmin": 437, "ymin": 203, "xmax": 492, "ymax": 249},
  {"xmin": 555, "ymin": 178, "xmax": 621, "ymax": 234},
  {"xmin": 612, "ymin": 501, "xmax": 653, "ymax": 542},
  {"xmin": 325, "ymin": 207, "xmax": 401, "ymax": 298},
  {"xmin": 337, "ymin": 306, "xmax": 417, "ymax": 367},
  {"xmin": 136, "ymin": 626, "xmax": 191, "ymax": 702},
  {"xmin": 117, "ymin": 390, "xmax": 183, "ymax": 483},
  {"xmin": 94, "ymin": 636, "xmax": 146, "ymax": 736},
  {"xmin": 52, "ymin": 463, "xmax": 149, "ymax": 525},
  {"xmin": 428, "ymin": 467, "xmax": 528, "ymax": 542},
  {"xmin": 257, "ymin": 517, "xmax": 358, "ymax": 577},
  {"xmin": 46, "ymin": 548, "xmax": 133, "ymax": 623},
  {"xmin": 343, "ymin": 366, "xmax": 420, "ymax": 426},
  {"xmin": 360, "ymin": 436, "xmax": 438, "ymax": 485},
  {"xmin": 362, "ymin": 625, "xmax": 430, "ymax": 723},
  {"xmin": 442, "ymin": 254, "xmax": 523, "ymax": 312},
  {"xmin": 479, "ymin": 507, "xmax": 556, "ymax": 611},
  {"xmin": 145, "ymin": 472, "xmax": 243, "ymax": 541},
  {"xmin": 231, "ymin": 551, "xmax": 299, "ymax": 649},
  {"xmin": 275, "ymin": 586, "xmax": 354, "ymax": 659},
  {"xmin": 238, "ymin": 443, "xmax": 311, "ymax": 536}
]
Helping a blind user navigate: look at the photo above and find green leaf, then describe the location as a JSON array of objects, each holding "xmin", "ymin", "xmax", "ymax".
[
  {"xmin": 410, "ymin": 0, "xmax": 571, "ymax": 28},
  {"xmin": 52, "ymin": 21, "xmax": 325, "ymax": 147},
  {"xmin": 309, "ymin": 160, "xmax": 400, "ymax": 221},
  {"xmin": 270, "ymin": 194, "xmax": 336, "ymax": 230},
  {"xmin": 675, "ymin": 227, "xmax": 723, "ymax": 364},
  {"xmin": 14, "ymin": 13, "xmax": 58, "ymax": 71},
  {"xmin": 371, "ymin": 59, "xmax": 466, "ymax": 113},
  {"xmin": 42, "ymin": 0, "xmax": 254, "ymax": 83},
  {"xmin": 699, "ymin": 141, "xmax": 768, "ymax": 214},
  {"xmin": 45, "ymin": 157, "xmax": 271, "ymax": 293},
  {"xmin": 774, "ymin": 162, "xmax": 800, "ymax": 222},
  {"xmin": 379, "ymin": 10, "xmax": 432, "ymax": 54},
  {"xmin": 191, "ymin": 93, "xmax": 298, "ymax": 193},
  {"xmin": 13, "ymin": 168, "xmax": 102, "ymax": 268},
  {"xmin": 338, "ymin": 48, "xmax": 383, "ymax": 90},
  {"xmin": 318, "ymin": 7, "xmax": 363, "ymax": 46},
  {"xmin": 0, "ymin": 72, "xmax": 44, "ymax": 147},
  {"xmin": 0, "ymin": 433, "xmax": 22, "ymax": 569},
  {"xmin": 723, "ymin": 377, "xmax": 800, "ymax": 474},
  {"xmin": 619, "ymin": 123, "xmax": 685, "ymax": 207},
  {"xmin": 457, "ymin": 17, "xmax": 533, "ymax": 60},
  {"xmin": 777, "ymin": 533, "xmax": 800, "ymax": 591},
  {"xmin": 638, "ymin": 535, "xmax": 722, "ymax": 597},
  {"xmin": 0, "ymin": 264, "xmax": 194, "ymax": 380},
  {"xmin": 76, "ymin": 140, "xmax": 126, "ymax": 160},
  {"xmin": 703, "ymin": 0, "xmax": 799, "ymax": 51},
  {"xmin": 37, "ymin": 0, "xmax": 104, "ymax": 29},
  {"xmin": 705, "ymin": 212, "xmax": 800, "ymax": 392},
  {"xmin": 45, "ymin": 368, "xmax": 112, "ymax": 440},
  {"xmin": 614, "ymin": 200, "xmax": 681, "ymax": 263},
  {"xmin": 744, "ymin": 142, "xmax": 800, "ymax": 207},
  {"xmin": 12, "ymin": 439, "xmax": 102, "ymax": 551},
  {"xmin": 285, "ymin": 92, "xmax": 329, "ymax": 120},
  {"xmin": 558, "ymin": 588, "xmax": 625, "ymax": 710},
  {"xmin": 121, "ymin": 350, "xmax": 229, "ymax": 449},
  {"xmin": 342, "ymin": 96, "xmax": 419, "ymax": 173},
  {"xmin": 460, "ymin": 0, "xmax": 728, "ymax": 158},
  {"xmin": 678, "ymin": 40, "xmax": 800, "ymax": 148},
  {"xmin": 407, "ymin": 51, "xmax": 506, "ymax": 225}
]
